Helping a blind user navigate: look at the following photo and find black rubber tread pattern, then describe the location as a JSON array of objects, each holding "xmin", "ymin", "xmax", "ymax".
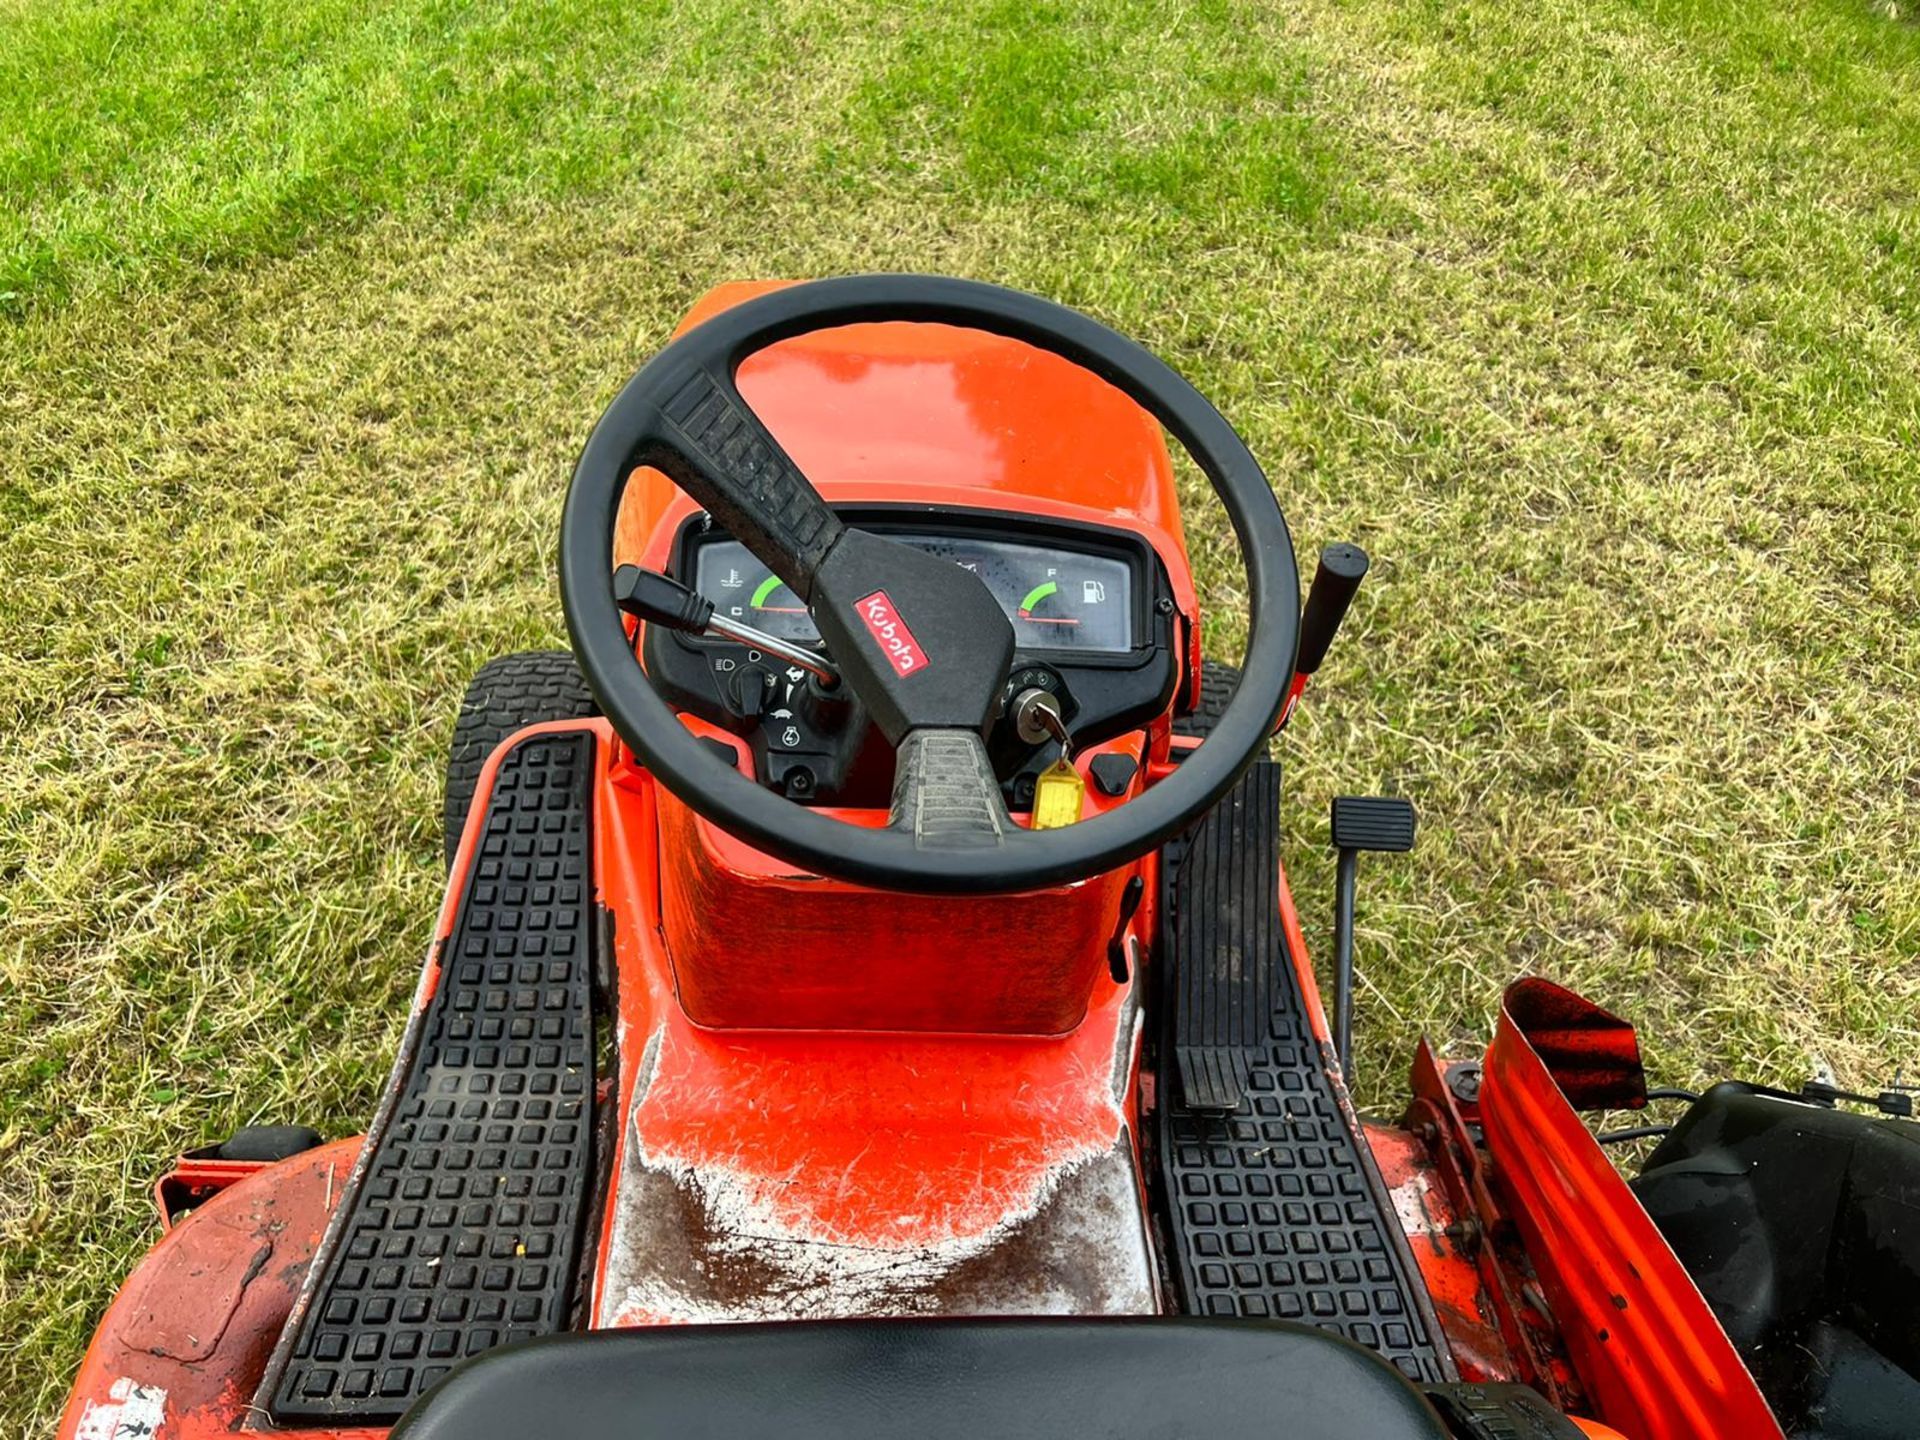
[
  {"xmin": 270, "ymin": 734, "xmax": 597, "ymax": 1422},
  {"xmin": 1174, "ymin": 659, "xmax": 1240, "ymax": 740},
  {"xmin": 1331, "ymin": 795, "xmax": 1418, "ymax": 853},
  {"xmin": 443, "ymin": 652, "xmax": 598, "ymax": 868},
  {"xmin": 1154, "ymin": 761, "xmax": 1449, "ymax": 1384}
]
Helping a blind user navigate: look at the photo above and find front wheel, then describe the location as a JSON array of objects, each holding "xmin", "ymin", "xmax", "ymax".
[
  {"xmin": 1175, "ymin": 659, "xmax": 1240, "ymax": 740},
  {"xmin": 443, "ymin": 651, "xmax": 598, "ymax": 867}
]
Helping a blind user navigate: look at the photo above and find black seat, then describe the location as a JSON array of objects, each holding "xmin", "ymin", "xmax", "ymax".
[{"xmin": 389, "ymin": 1317, "xmax": 1452, "ymax": 1440}]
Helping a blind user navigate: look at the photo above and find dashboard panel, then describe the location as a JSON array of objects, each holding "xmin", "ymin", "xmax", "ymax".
[
  {"xmin": 690, "ymin": 534, "xmax": 1135, "ymax": 654},
  {"xmin": 644, "ymin": 508, "xmax": 1178, "ymax": 808}
]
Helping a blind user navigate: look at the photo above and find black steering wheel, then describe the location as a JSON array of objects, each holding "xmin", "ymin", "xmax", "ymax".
[{"xmin": 560, "ymin": 276, "xmax": 1298, "ymax": 895}]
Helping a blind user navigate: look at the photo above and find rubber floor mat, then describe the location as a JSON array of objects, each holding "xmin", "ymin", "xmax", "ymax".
[
  {"xmin": 264, "ymin": 732, "xmax": 597, "ymax": 1422},
  {"xmin": 1155, "ymin": 761, "xmax": 1450, "ymax": 1384}
]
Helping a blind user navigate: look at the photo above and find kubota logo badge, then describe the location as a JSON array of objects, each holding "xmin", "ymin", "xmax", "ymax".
[{"xmin": 854, "ymin": 590, "xmax": 927, "ymax": 676}]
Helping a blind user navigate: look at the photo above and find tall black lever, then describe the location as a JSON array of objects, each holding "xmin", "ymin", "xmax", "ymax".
[
  {"xmin": 1296, "ymin": 543, "xmax": 1370, "ymax": 677},
  {"xmin": 1329, "ymin": 795, "xmax": 1416, "ymax": 1087}
]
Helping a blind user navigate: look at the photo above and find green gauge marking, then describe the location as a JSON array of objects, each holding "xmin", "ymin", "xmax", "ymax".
[
  {"xmin": 750, "ymin": 575, "xmax": 785, "ymax": 609},
  {"xmin": 1017, "ymin": 580, "xmax": 1058, "ymax": 617}
]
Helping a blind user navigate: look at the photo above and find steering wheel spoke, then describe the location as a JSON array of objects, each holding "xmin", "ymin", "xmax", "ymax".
[
  {"xmin": 888, "ymin": 729, "xmax": 1012, "ymax": 851},
  {"xmin": 631, "ymin": 361, "xmax": 843, "ymax": 601}
]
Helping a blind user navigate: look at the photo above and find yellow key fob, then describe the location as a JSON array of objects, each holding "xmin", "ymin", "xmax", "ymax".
[{"xmin": 1030, "ymin": 757, "xmax": 1086, "ymax": 830}]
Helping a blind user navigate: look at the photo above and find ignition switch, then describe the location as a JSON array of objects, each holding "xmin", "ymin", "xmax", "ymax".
[
  {"xmin": 1011, "ymin": 688, "xmax": 1086, "ymax": 830},
  {"xmin": 1011, "ymin": 687, "xmax": 1072, "ymax": 752}
]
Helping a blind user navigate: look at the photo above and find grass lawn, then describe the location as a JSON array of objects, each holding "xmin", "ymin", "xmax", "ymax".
[{"xmin": 4, "ymin": 0, "xmax": 1918, "ymax": 1426}]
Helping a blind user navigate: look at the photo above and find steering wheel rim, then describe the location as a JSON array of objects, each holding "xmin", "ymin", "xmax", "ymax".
[{"xmin": 560, "ymin": 275, "xmax": 1298, "ymax": 895}]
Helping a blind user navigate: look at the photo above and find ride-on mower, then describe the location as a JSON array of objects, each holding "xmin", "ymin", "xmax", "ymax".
[{"xmin": 62, "ymin": 277, "xmax": 1920, "ymax": 1440}]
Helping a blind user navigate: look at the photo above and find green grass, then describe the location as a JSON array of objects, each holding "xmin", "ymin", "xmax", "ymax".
[{"xmin": 3, "ymin": 0, "xmax": 1918, "ymax": 1428}]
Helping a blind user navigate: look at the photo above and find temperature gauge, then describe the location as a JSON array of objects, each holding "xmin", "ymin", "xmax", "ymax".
[
  {"xmin": 702, "ymin": 563, "xmax": 819, "ymax": 644},
  {"xmin": 748, "ymin": 574, "xmax": 807, "ymax": 620}
]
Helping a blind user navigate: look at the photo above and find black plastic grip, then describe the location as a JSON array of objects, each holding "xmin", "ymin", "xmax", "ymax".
[
  {"xmin": 613, "ymin": 564, "xmax": 714, "ymax": 633},
  {"xmin": 888, "ymin": 728, "xmax": 1010, "ymax": 850},
  {"xmin": 1295, "ymin": 542, "xmax": 1370, "ymax": 676}
]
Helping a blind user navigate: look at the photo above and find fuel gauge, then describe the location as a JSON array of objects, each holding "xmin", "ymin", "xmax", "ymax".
[
  {"xmin": 1016, "ymin": 579, "xmax": 1077, "ymax": 630},
  {"xmin": 1006, "ymin": 562, "xmax": 1128, "ymax": 651}
]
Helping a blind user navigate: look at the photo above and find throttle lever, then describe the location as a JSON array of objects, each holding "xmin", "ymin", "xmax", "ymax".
[{"xmin": 613, "ymin": 564, "xmax": 839, "ymax": 688}]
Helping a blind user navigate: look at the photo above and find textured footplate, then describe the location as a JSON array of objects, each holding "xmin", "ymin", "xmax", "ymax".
[
  {"xmin": 1154, "ymin": 762, "xmax": 1449, "ymax": 1384},
  {"xmin": 266, "ymin": 733, "xmax": 597, "ymax": 1422}
]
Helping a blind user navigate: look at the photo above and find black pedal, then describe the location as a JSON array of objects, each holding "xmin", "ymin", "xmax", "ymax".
[
  {"xmin": 1332, "ymin": 795, "xmax": 1416, "ymax": 853},
  {"xmin": 1330, "ymin": 795, "xmax": 1417, "ymax": 1075},
  {"xmin": 1176, "ymin": 1046, "xmax": 1253, "ymax": 1115},
  {"xmin": 1169, "ymin": 769, "xmax": 1282, "ymax": 1114}
]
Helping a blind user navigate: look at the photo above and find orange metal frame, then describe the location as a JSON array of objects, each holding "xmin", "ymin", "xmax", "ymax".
[
  {"xmin": 653, "ymin": 726, "xmax": 1146, "ymax": 1035},
  {"xmin": 1477, "ymin": 984, "xmax": 1782, "ymax": 1439}
]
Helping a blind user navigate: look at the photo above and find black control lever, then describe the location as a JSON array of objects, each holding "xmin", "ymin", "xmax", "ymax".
[
  {"xmin": 1296, "ymin": 543, "xmax": 1370, "ymax": 677},
  {"xmin": 614, "ymin": 564, "xmax": 715, "ymax": 632},
  {"xmin": 1330, "ymin": 795, "xmax": 1416, "ymax": 1088},
  {"xmin": 613, "ymin": 564, "xmax": 838, "ymax": 688}
]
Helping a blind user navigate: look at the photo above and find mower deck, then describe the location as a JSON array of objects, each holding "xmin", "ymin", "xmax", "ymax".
[{"xmin": 1154, "ymin": 761, "xmax": 1448, "ymax": 1383}]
